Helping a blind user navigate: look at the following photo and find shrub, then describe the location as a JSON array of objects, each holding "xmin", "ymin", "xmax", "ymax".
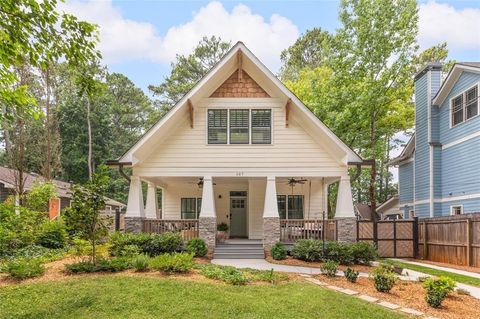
[
  {"xmin": 6, "ymin": 259, "xmax": 45, "ymax": 279},
  {"xmin": 132, "ymin": 254, "xmax": 150, "ymax": 272},
  {"xmin": 344, "ymin": 267, "xmax": 359, "ymax": 283},
  {"xmin": 423, "ymin": 276, "xmax": 456, "ymax": 308},
  {"xmin": 118, "ymin": 245, "xmax": 141, "ymax": 257},
  {"xmin": 36, "ymin": 220, "xmax": 68, "ymax": 249},
  {"xmin": 370, "ymin": 264, "xmax": 397, "ymax": 293},
  {"xmin": 8, "ymin": 245, "xmax": 66, "ymax": 263},
  {"xmin": 64, "ymin": 257, "xmax": 132, "ymax": 273},
  {"xmin": 221, "ymin": 266, "xmax": 248, "ymax": 285},
  {"xmin": 350, "ymin": 242, "xmax": 377, "ymax": 264},
  {"xmin": 108, "ymin": 257, "xmax": 132, "ymax": 272},
  {"xmin": 217, "ymin": 223, "xmax": 229, "ymax": 231},
  {"xmin": 325, "ymin": 242, "xmax": 354, "ymax": 265},
  {"xmin": 149, "ymin": 253, "xmax": 194, "ymax": 273},
  {"xmin": 292, "ymin": 239, "xmax": 323, "ymax": 262},
  {"xmin": 199, "ymin": 264, "xmax": 224, "ymax": 280},
  {"xmin": 321, "ymin": 260, "xmax": 338, "ymax": 277},
  {"xmin": 185, "ymin": 238, "xmax": 208, "ymax": 257},
  {"xmin": 270, "ymin": 242, "xmax": 287, "ymax": 260},
  {"xmin": 65, "ymin": 260, "xmax": 97, "ymax": 273},
  {"xmin": 109, "ymin": 232, "xmax": 184, "ymax": 257}
]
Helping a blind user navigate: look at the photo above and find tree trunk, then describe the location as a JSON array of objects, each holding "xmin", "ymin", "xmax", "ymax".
[
  {"xmin": 86, "ymin": 96, "xmax": 93, "ymax": 180},
  {"xmin": 45, "ymin": 68, "xmax": 52, "ymax": 180},
  {"xmin": 369, "ymin": 113, "xmax": 377, "ymax": 221}
]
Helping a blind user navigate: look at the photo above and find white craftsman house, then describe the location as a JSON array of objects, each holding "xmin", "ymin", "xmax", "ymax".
[{"xmin": 109, "ymin": 42, "xmax": 363, "ymax": 252}]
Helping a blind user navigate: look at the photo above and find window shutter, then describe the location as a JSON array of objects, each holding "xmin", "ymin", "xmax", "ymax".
[{"xmin": 251, "ymin": 109, "xmax": 271, "ymax": 144}]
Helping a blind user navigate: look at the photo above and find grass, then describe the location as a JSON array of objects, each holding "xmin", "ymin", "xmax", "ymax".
[
  {"xmin": 0, "ymin": 275, "xmax": 406, "ymax": 319},
  {"xmin": 383, "ymin": 259, "xmax": 480, "ymax": 287}
]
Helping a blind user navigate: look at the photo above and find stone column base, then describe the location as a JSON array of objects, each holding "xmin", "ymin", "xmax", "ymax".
[
  {"xmin": 124, "ymin": 217, "xmax": 144, "ymax": 233},
  {"xmin": 263, "ymin": 217, "xmax": 280, "ymax": 255},
  {"xmin": 336, "ymin": 217, "xmax": 357, "ymax": 242},
  {"xmin": 199, "ymin": 216, "xmax": 217, "ymax": 253}
]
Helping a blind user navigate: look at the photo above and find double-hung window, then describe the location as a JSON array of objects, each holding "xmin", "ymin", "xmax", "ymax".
[
  {"xmin": 208, "ymin": 109, "xmax": 228, "ymax": 144},
  {"xmin": 229, "ymin": 109, "xmax": 249, "ymax": 144},
  {"xmin": 207, "ymin": 109, "xmax": 271, "ymax": 144},
  {"xmin": 181, "ymin": 198, "xmax": 202, "ymax": 219},
  {"xmin": 277, "ymin": 195, "xmax": 304, "ymax": 219},
  {"xmin": 251, "ymin": 109, "xmax": 272, "ymax": 144},
  {"xmin": 451, "ymin": 84, "xmax": 479, "ymax": 127},
  {"xmin": 466, "ymin": 86, "xmax": 478, "ymax": 120}
]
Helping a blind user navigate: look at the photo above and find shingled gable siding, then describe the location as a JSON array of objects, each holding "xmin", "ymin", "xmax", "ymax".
[{"xmin": 210, "ymin": 70, "xmax": 270, "ymax": 98}]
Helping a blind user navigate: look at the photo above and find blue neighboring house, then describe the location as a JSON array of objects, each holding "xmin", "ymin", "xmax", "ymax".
[{"xmin": 390, "ymin": 62, "xmax": 480, "ymax": 218}]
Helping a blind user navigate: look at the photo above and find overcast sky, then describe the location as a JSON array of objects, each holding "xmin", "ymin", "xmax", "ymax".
[{"xmin": 59, "ymin": 0, "xmax": 480, "ymax": 183}]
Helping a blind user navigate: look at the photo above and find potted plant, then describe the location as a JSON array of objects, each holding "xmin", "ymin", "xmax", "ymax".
[{"xmin": 216, "ymin": 222, "xmax": 229, "ymax": 243}]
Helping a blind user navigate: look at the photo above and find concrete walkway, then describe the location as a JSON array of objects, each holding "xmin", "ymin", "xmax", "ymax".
[
  {"xmin": 212, "ymin": 258, "xmax": 480, "ymax": 300},
  {"xmin": 211, "ymin": 259, "xmax": 369, "ymax": 277},
  {"xmin": 391, "ymin": 258, "xmax": 480, "ymax": 279}
]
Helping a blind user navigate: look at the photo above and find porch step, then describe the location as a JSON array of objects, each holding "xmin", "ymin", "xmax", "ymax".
[{"xmin": 213, "ymin": 241, "xmax": 264, "ymax": 259}]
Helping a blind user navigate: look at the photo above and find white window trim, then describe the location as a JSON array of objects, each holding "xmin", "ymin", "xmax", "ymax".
[
  {"xmin": 450, "ymin": 82, "xmax": 479, "ymax": 128},
  {"xmin": 206, "ymin": 107, "xmax": 273, "ymax": 145},
  {"xmin": 450, "ymin": 205, "xmax": 463, "ymax": 216}
]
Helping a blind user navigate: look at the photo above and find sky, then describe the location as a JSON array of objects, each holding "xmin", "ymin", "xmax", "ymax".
[{"xmin": 59, "ymin": 0, "xmax": 480, "ymax": 182}]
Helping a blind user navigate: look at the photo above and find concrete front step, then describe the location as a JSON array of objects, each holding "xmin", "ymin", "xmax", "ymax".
[
  {"xmin": 213, "ymin": 252, "xmax": 265, "ymax": 259},
  {"xmin": 214, "ymin": 241, "xmax": 264, "ymax": 259}
]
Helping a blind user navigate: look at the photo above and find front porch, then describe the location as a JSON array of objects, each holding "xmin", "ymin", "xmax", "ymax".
[{"xmin": 124, "ymin": 175, "xmax": 357, "ymax": 252}]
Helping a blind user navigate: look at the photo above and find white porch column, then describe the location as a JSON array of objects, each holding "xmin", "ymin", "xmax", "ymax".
[
  {"xmin": 263, "ymin": 176, "xmax": 280, "ymax": 252},
  {"xmin": 263, "ymin": 176, "xmax": 279, "ymax": 217},
  {"xmin": 335, "ymin": 176, "xmax": 357, "ymax": 242},
  {"xmin": 126, "ymin": 176, "xmax": 145, "ymax": 218},
  {"xmin": 145, "ymin": 182, "xmax": 158, "ymax": 219},
  {"xmin": 199, "ymin": 176, "xmax": 216, "ymax": 252},
  {"xmin": 199, "ymin": 176, "xmax": 216, "ymax": 217},
  {"xmin": 335, "ymin": 176, "xmax": 355, "ymax": 217}
]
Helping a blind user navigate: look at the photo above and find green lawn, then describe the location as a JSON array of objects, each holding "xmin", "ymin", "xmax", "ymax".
[
  {"xmin": 384, "ymin": 259, "xmax": 480, "ymax": 287},
  {"xmin": 0, "ymin": 275, "xmax": 405, "ymax": 319}
]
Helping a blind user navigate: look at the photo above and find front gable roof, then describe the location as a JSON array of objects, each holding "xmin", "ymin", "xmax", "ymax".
[
  {"xmin": 388, "ymin": 134, "xmax": 415, "ymax": 166},
  {"xmin": 432, "ymin": 62, "xmax": 480, "ymax": 106},
  {"xmin": 118, "ymin": 42, "xmax": 362, "ymax": 165}
]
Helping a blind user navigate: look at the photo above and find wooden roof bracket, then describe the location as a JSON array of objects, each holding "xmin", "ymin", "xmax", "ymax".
[
  {"xmin": 237, "ymin": 51, "xmax": 243, "ymax": 82},
  {"xmin": 285, "ymin": 98, "xmax": 291, "ymax": 127},
  {"xmin": 188, "ymin": 99, "xmax": 194, "ymax": 128}
]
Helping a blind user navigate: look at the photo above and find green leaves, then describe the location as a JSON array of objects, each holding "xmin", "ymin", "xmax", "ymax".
[{"xmin": 0, "ymin": 0, "xmax": 100, "ymax": 122}]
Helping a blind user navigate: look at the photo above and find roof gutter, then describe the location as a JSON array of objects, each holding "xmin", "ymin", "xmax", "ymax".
[{"xmin": 105, "ymin": 160, "xmax": 132, "ymax": 183}]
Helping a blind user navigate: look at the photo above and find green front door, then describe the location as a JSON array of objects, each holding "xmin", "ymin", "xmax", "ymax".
[{"xmin": 230, "ymin": 196, "xmax": 247, "ymax": 237}]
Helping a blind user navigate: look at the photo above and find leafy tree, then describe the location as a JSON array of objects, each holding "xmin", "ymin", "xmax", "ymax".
[
  {"xmin": 412, "ymin": 42, "xmax": 455, "ymax": 75},
  {"xmin": 0, "ymin": 0, "xmax": 100, "ymax": 122},
  {"xmin": 149, "ymin": 36, "xmax": 231, "ymax": 114},
  {"xmin": 280, "ymin": 28, "xmax": 334, "ymax": 81},
  {"xmin": 63, "ymin": 166, "xmax": 110, "ymax": 264},
  {"xmin": 24, "ymin": 181, "xmax": 58, "ymax": 213}
]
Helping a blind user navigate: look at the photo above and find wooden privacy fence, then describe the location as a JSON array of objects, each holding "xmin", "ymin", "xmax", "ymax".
[
  {"xmin": 143, "ymin": 219, "xmax": 199, "ymax": 241},
  {"xmin": 357, "ymin": 219, "xmax": 418, "ymax": 258},
  {"xmin": 280, "ymin": 219, "xmax": 337, "ymax": 243},
  {"xmin": 418, "ymin": 214, "xmax": 480, "ymax": 267}
]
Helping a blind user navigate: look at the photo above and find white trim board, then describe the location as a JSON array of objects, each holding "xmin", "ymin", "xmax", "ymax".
[
  {"xmin": 401, "ymin": 192, "xmax": 480, "ymax": 206},
  {"xmin": 442, "ymin": 131, "xmax": 480, "ymax": 150}
]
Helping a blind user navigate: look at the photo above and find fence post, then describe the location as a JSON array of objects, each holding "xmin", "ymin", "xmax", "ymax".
[
  {"xmin": 393, "ymin": 219, "xmax": 397, "ymax": 258},
  {"xmin": 115, "ymin": 208, "xmax": 120, "ymax": 231},
  {"xmin": 422, "ymin": 221, "xmax": 428, "ymax": 260},
  {"xmin": 467, "ymin": 218, "xmax": 472, "ymax": 267},
  {"xmin": 412, "ymin": 217, "xmax": 419, "ymax": 258}
]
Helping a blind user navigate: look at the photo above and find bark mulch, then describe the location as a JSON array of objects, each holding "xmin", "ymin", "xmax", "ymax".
[
  {"xmin": 265, "ymin": 256, "xmax": 374, "ymax": 273},
  {"xmin": 314, "ymin": 274, "xmax": 480, "ymax": 319}
]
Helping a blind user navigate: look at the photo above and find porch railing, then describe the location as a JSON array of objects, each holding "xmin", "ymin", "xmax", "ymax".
[
  {"xmin": 143, "ymin": 219, "xmax": 199, "ymax": 241},
  {"xmin": 280, "ymin": 219, "xmax": 337, "ymax": 243}
]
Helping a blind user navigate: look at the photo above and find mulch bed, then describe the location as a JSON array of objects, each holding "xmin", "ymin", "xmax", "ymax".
[
  {"xmin": 265, "ymin": 256, "xmax": 374, "ymax": 273},
  {"xmin": 314, "ymin": 274, "xmax": 480, "ymax": 319},
  {"xmin": 404, "ymin": 258, "xmax": 480, "ymax": 274}
]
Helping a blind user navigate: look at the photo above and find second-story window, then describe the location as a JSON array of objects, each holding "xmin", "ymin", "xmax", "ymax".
[
  {"xmin": 229, "ymin": 109, "xmax": 249, "ymax": 144},
  {"xmin": 208, "ymin": 109, "xmax": 227, "ymax": 144},
  {"xmin": 207, "ymin": 108, "xmax": 272, "ymax": 144},
  {"xmin": 466, "ymin": 86, "xmax": 478, "ymax": 120},
  {"xmin": 452, "ymin": 95, "xmax": 463, "ymax": 126},
  {"xmin": 451, "ymin": 84, "xmax": 478, "ymax": 127}
]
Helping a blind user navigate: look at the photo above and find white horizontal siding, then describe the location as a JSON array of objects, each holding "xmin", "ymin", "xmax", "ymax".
[{"xmin": 136, "ymin": 99, "xmax": 345, "ymax": 177}]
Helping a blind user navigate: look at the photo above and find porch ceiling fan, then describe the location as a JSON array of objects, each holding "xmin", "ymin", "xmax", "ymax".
[
  {"xmin": 287, "ymin": 178, "xmax": 307, "ymax": 187},
  {"xmin": 188, "ymin": 177, "xmax": 216, "ymax": 189}
]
